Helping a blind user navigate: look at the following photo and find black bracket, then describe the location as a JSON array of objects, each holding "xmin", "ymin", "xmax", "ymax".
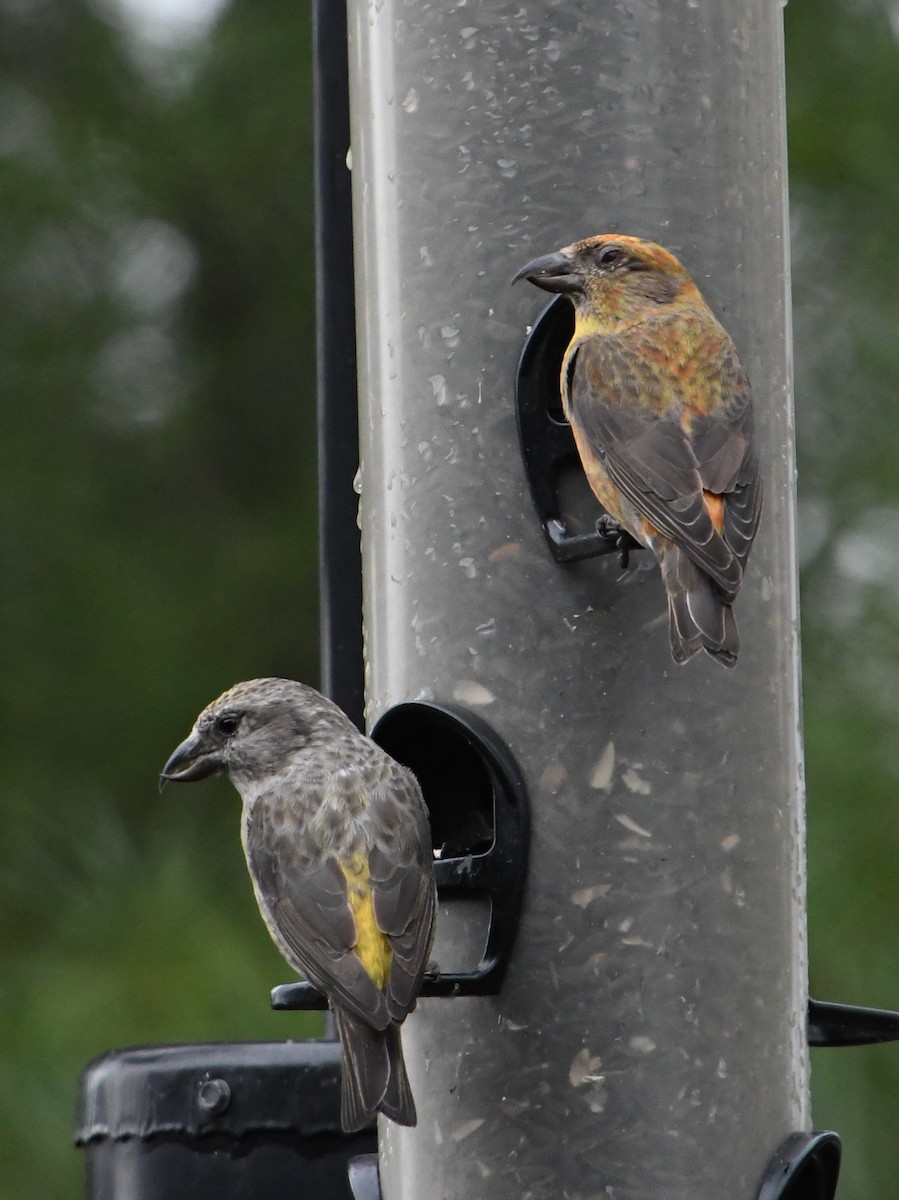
[
  {"xmin": 272, "ymin": 701, "xmax": 529, "ymax": 1012},
  {"xmin": 757, "ymin": 1131, "xmax": 841, "ymax": 1200},
  {"xmin": 808, "ymin": 997, "xmax": 899, "ymax": 1047},
  {"xmin": 515, "ymin": 294, "xmax": 640, "ymax": 565}
]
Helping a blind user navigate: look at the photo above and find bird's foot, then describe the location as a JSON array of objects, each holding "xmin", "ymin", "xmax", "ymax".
[{"xmin": 595, "ymin": 515, "xmax": 636, "ymax": 569}]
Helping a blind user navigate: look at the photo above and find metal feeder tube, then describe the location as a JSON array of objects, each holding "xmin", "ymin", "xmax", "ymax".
[{"xmin": 346, "ymin": 3, "xmax": 808, "ymax": 1197}]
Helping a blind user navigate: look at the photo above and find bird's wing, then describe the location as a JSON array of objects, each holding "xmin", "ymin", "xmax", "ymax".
[
  {"xmin": 367, "ymin": 764, "xmax": 437, "ymax": 1022},
  {"xmin": 245, "ymin": 797, "xmax": 391, "ymax": 1029},
  {"xmin": 689, "ymin": 375, "xmax": 762, "ymax": 572},
  {"xmin": 569, "ymin": 320, "xmax": 761, "ymax": 595}
]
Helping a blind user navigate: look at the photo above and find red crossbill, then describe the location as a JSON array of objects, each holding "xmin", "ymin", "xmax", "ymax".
[
  {"xmin": 159, "ymin": 678, "xmax": 436, "ymax": 1131},
  {"xmin": 514, "ymin": 234, "xmax": 762, "ymax": 667}
]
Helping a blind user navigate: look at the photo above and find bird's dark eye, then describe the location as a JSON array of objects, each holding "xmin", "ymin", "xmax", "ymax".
[
  {"xmin": 599, "ymin": 246, "xmax": 623, "ymax": 266},
  {"xmin": 216, "ymin": 713, "xmax": 241, "ymax": 737}
]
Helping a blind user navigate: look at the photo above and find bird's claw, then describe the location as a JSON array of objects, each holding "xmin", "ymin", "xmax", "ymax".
[{"xmin": 595, "ymin": 515, "xmax": 633, "ymax": 569}]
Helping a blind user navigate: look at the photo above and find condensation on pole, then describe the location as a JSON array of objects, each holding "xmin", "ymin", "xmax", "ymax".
[{"xmin": 346, "ymin": 3, "xmax": 808, "ymax": 1197}]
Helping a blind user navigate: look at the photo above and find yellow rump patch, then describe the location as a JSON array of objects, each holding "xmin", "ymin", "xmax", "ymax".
[{"xmin": 341, "ymin": 852, "xmax": 392, "ymax": 990}]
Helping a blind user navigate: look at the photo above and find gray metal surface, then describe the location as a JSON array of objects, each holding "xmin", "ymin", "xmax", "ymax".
[{"xmin": 346, "ymin": 2, "xmax": 808, "ymax": 1197}]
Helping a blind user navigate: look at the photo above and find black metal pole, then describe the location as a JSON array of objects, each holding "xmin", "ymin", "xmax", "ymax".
[{"xmin": 314, "ymin": 0, "xmax": 363, "ymax": 729}]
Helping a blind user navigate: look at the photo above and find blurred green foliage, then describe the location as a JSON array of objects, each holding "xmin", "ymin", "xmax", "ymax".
[
  {"xmin": 1, "ymin": 0, "xmax": 898, "ymax": 1197},
  {"xmin": 789, "ymin": 3, "xmax": 899, "ymax": 1196},
  {"xmin": 0, "ymin": 3, "xmax": 320, "ymax": 1197}
]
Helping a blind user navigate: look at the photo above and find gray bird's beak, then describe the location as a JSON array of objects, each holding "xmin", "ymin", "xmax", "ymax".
[
  {"xmin": 159, "ymin": 730, "xmax": 224, "ymax": 792},
  {"xmin": 511, "ymin": 249, "xmax": 582, "ymax": 294}
]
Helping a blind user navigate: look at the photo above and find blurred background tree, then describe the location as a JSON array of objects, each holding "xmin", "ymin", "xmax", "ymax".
[
  {"xmin": 0, "ymin": 1, "xmax": 897, "ymax": 1197},
  {"xmin": 789, "ymin": 3, "xmax": 899, "ymax": 1195},
  {"xmin": 0, "ymin": 2, "xmax": 319, "ymax": 1197}
]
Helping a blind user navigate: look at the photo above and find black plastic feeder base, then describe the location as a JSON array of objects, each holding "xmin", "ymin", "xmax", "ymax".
[{"xmin": 76, "ymin": 1041, "xmax": 375, "ymax": 1200}]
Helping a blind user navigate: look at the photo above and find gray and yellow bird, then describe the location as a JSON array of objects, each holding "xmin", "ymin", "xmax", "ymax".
[{"xmin": 160, "ymin": 678, "xmax": 436, "ymax": 1131}]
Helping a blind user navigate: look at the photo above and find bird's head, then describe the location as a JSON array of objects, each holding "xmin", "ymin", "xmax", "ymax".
[
  {"xmin": 159, "ymin": 678, "xmax": 356, "ymax": 792},
  {"xmin": 513, "ymin": 234, "xmax": 699, "ymax": 319}
]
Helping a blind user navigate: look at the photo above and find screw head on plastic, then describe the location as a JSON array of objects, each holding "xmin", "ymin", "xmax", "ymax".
[{"xmin": 197, "ymin": 1077, "xmax": 232, "ymax": 1115}]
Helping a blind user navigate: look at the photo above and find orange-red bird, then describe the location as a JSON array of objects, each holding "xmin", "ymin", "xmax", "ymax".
[{"xmin": 514, "ymin": 234, "xmax": 762, "ymax": 668}]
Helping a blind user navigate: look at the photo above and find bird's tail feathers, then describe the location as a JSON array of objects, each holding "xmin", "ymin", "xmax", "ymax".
[
  {"xmin": 664, "ymin": 549, "xmax": 739, "ymax": 669},
  {"xmin": 378, "ymin": 1023, "xmax": 416, "ymax": 1126},
  {"xmin": 334, "ymin": 1006, "xmax": 416, "ymax": 1132}
]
